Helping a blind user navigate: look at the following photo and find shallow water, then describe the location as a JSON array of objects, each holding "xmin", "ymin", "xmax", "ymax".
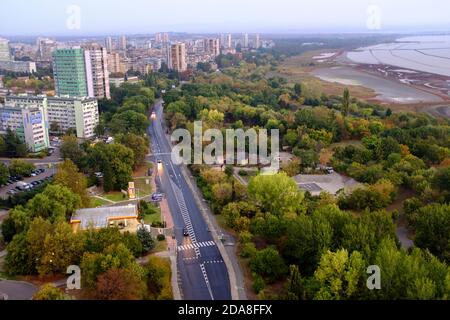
[
  {"xmin": 312, "ymin": 66, "xmax": 443, "ymax": 103},
  {"xmin": 347, "ymin": 35, "xmax": 450, "ymax": 76}
]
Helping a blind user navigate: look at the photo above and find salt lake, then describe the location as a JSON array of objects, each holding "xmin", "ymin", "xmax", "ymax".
[{"xmin": 346, "ymin": 35, "xmax": 450, "ymax": 76}]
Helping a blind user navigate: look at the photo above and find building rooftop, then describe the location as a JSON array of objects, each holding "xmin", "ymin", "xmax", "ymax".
[
  {"xmin": 293, "ymin": 172, "xmax": 361, "ymax": 196},
  {"xmin": 71, "ymin": 204, "xmax": 138, "ymax": 230},
  {"xmin": 6, "ymin": 93, "xmax": 97, "ymax": 102}
]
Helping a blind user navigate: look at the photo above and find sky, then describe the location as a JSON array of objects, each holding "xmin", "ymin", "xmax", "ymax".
[{"xmin": 1, "ymin": 0, "xmax": 450, "ymax": 36}]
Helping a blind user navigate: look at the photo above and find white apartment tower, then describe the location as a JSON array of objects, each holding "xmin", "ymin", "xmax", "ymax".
[
  {"xmin": 84, "ymin": 44, "xmax": 111, "ymax": 99},
  {"xmin": 120, "ymin": 35, "xmax": 127, "ymax": 50},
  {"xmin": 0, "ymin": 38, "xmax": 11, "ymax": 61},
  {"xmin": 243, "ymin": 33, "xmax": 249, "ymax": 48},
  {"xmin": 105, "ymin": 36, "xmax": 113, "ymax": 52}
]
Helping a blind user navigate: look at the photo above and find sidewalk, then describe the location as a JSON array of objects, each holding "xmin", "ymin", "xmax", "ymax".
[{"xmin": 149, "ymin": 161, "xmax": 181, "ymax": 300}]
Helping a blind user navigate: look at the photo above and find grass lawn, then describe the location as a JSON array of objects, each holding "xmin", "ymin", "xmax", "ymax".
[
  {"xmin": 89, "ymin": 197, "xmax": 111, "ymax": 207},
  {"xmin": 104, "ymin": 191, "xmax": 128, "ymax": 202},
  {"xmin": 143, "ymin": 207, "xmax": 162, "ymax": 225},
  {"xmin": 134, "ymin": 177, "xmax": 152, "ymax": 197}
]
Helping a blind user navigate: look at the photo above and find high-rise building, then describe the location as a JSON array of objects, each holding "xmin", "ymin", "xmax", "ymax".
[
  {"xmin": 243, "ymin": 33, "xmax": 249, "ymax": 48},
  {"xmin": 6, "ymin": 94, "xmax": 99, "ymax": 139},
  {"xmin": 162, "ymin": 33, "xmax": 170, "ymax": 43},
  {"xmin": 37, "ymin": 38, "xmax": 56, "ymax": 61},
  {"xmin": 155, "ymin": 33, "xmax": 162, "ymax": 43},
  {"xmin": 227, "ymin": 34, "xmax": 232, "ymax": 49},
  {"xmin": 0, "ymin": 38, "xmax": 11, "ymax": 61},
  {"xmin": 53, "ymin": 47, "xmax": 110, "ymax": 99},
  {"xmin": 105, "ymin": 36, "xmax": 113, "ymax": 52},
  {"xmin": 83, "ymin": 44, "xmax": 111, "ymax": 99},
  {"xmin": 255, "ymin": 34, "xmax": 261, "ymax": 49},
  {"xmin": 203, "ymin": 38, "xmax": 220, "ymax": 57},
  {"xmin": 170, "ymin": 43, "xmax": 187, "ymax": 72},
  {"xmin": 0, "ymin": 103, "xmax": 49, "ymax": 153},
  {"xmin": 52, "ymin": 48, "xmax": 90, "ymax": 97},
  {"xmin": 120, "ymin": 35, "xmax": 127, "ymax": 50},
  {"xmin": 107, "ymin": 52, "xmax": 126, "ymax": 74}
]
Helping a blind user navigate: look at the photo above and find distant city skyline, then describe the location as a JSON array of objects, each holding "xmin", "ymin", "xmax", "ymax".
[{"xmin": 1, "ymin": 0, "xmax": 450, "ymax": 36}]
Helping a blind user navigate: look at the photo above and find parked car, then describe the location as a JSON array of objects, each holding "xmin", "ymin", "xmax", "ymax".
[{"xmin": 183, "ymin": 228, "xmax": 189, "ymax": 237}]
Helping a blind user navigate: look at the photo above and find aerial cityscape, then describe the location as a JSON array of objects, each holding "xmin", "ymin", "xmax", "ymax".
[{"xmin": 0, "ymin": 0, "xmax": 450, "ymax": 308}]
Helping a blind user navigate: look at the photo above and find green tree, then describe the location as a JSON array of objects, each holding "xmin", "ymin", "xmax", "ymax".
[
  {"xmin": 54, "ymin": 159, "xmax": 90, "ymax": 207},
  {"xmin": 248, "ymin": 172, "xmax": 305, "ymax": 215},
  {"xmin": 60, "ymin": 135, "xmax": 85, "ymax": 168},
  {"xmin": 414, "ymin": 203, "xmax": 450, "ymax": 262},
  {"xmin": 342, "ymin": 88, "xmax": 350, "ymax": 116},
  {"xmin": 9, "ymin": 159, "xmax": 35, "ymax": 178},
  {"xmin": 81, "ymin": 243, "xmax": 137, "ymax": 289},
  {"xmin": 249, "ymin": 247, "xmax": 287, "ymax": 283},
  {"xmin": 3, "ymin": 129, "xmax": 27, "ymax": 157},
  {"xmin": 27, "ymin": 184, "xmax": 82, "ymax": 222},
  {"xmin": 36, "ymin": 221, "xmax": 85, "ymax": 275},
  {"xmin": 116, "ymin": 133, "xmax": 149, "ymax": 169},
  {"xmin": 137, "ymin": 227, "xmax": 155, "ymax": 253},
  {"xmin": 5, "ymin": 232, "xmax": 33, "ymax": 275},
  {"xmin": 110, "ymin": 110, "xmax": 149, "ymax": 135},
  {"xmin": 0, "ymin": 162, "xmax": 9, "ymax": 185},
  {"xmin": 314, "ymin": 249, "xmax": 366, "ymax": 300},
  {"xmin": 87, "ymin": 143, "xmax": 135, "ymax": 192},
  {"xmin": 33, "ymin": 284, "xmax": 72, "ymax": 300}
]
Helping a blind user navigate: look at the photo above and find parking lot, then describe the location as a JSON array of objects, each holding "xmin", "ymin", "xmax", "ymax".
[{"xmin": 0, "ymin": 166, "xmax": 56, "ymax": 199}]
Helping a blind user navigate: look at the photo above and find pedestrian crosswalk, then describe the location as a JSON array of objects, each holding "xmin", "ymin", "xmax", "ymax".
[
  {"xmin": 178, "ymin": 241, "xmax": 216, "ymax": 252},
  {"xmin": 170, "ymin": 179, "xmax": 201, "ymax": 257}
]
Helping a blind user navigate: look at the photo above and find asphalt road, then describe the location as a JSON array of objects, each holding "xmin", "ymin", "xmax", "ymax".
[
  {"xmin": 148, "ymin": 101, "xmax": 231, "ymax": 300},
  {"xmin": 0, "ymin": 279, "xmax": 37, "ymax": 300}
]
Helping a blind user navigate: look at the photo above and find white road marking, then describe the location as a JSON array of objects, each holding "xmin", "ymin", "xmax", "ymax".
[{"xmin": 177, "ymin": 241, "xmax": 217, "ymax": 252}]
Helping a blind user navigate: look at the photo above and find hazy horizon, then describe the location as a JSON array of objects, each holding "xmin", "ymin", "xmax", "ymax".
[{"xmin": 1, "ymin": 0, "xmax": 450, "ymax": 37}]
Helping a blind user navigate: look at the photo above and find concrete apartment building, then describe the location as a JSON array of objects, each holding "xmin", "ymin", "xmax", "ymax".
[
  {"xmin": 0, "ymin": 38, "xmax": 11, "ymax": 61},
  {"xmin": 37, "ymin": 38, "xmax": 57, "ymax": 61},
  {"xmin": 83, "ymin": 44, "xmax": 111, "ymax": 99},
  {"xmin": 107, "ymin": 52, "xmax": 126, "ymax": 74},
  {"xmin": 204, "ymin": 38, "xmax": 221, "ymax": 57},
  {"xmin": 5, "ymin": 94, "xmax": 99, "ymax": 139},
  {"xmin": 170, "ymin": 43, "xmax": 187, "ymax": 72},
  {"xmin": 52, "ymin": 48, "xmax": 90, "ymax": 97},
  {"xmin": 119, "ymin": 35, "xmax": 127, "ymax": 50},
  {"xmin": 105, "ymin": 36, "xmax": 113, "ymax": 52},
  {"xmin": 0, "ymin": 60, "xmax": 37, "ymax": 73},
  {"xmin": 52, "ymin": 47, "xmax": 110, "ymax": 99},
  {"xmin": 0, "ymin": 104, "xmax": 49, "ymax": 153}
]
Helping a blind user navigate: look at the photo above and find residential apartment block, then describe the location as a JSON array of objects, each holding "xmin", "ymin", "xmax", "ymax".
[
  {"xmin": 52, "ymin": 47, "xmax": 110, "ymax": 99},
  {"xmin": 5, "ymin": 94, "xmax": 99, "ymax": 139},
  {"xmin": 0, "ymin": 104, "xmax": 49, "ymax": 153},
  {"xmin": 0, "ymin": 60, "xmax": 37, "ymax": 73},
  {"xmin": 169, "ymin": 43, "xmax": 187, "ymax": 72}
]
